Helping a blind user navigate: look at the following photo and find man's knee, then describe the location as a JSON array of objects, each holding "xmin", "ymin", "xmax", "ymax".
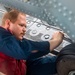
[{"xmin": 27, "ymin": 54, "xmax": 57, "ymax": 75}]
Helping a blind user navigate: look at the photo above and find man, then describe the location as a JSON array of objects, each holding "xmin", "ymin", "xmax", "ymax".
[{"xmin": 0, "ymin": 9, "xmax": 64, "ymax": 75}]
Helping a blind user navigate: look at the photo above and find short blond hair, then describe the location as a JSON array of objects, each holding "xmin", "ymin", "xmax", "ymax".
[{"xmin": 2, "ymin": 9, "xmax": 25, "ymax": 25}]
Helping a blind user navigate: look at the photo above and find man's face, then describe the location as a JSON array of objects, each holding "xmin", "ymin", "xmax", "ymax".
[{"xmin": 9, "ymin": 13, "xmax": 27, "ymax": 40}]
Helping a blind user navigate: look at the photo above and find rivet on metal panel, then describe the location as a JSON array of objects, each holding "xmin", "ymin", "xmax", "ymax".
[
  {"xmin": 58, "ymin": 9, "xmax": 62, "ymax": 12},
  {"xmin": 60, "ymin": 23, "xmax": 63, "ymax": 26},
  {"xmin": 46, "ymin": 27, "xmax": 50, "ymax": 30},
  {"xmin": 55, "ymin": 19, "xmax": 58, "ymax": 22},
  {"xmin": 63, "ymin": 6, "xmax": 67, "ymax": 11},
  {"xmin": 44, "ymin": 14, "xmax": 46, "ymax": 17},
  {"xmin": 72, "ymin": 35, "xmax": 75, "ymax": 38},
  {"xmin": 69, "ymin": 11, "xmax": 73, "ymax": 15},
  {"xmin": 74, "ymin": 22, "xmax": 75, "ymax": 25},
  {"xmin": 38, "ymin": 15, "xmax": 41, "ymax": 18},
  {"xmin": 36, "ymin": 4, "xmax": 39, "ymax": 7},
  {"xmin": 52, "ymin": 16, "xmax": 55, "ymax": 19},
  {"xmin": 58, "ymin": 3, "xmax": 62, "ymax": 7},
  {"xmin": 68, "ymin": 17, "xmax": 72, "ymax": 21},
  {"xmin": 63, "ymin": 13, "xmax": 67, "ymax": 17},
  {"xmin": 30, "ymin": 3, "xmax": 34, "ymax": 6},
  {"xmin": 49, "ymin": 1, "xmax": 52, "ymax": 4},
  {"xmin": 44, "ymin": 9, "xmax": 47, "ymax": 12},
  {"xmin": 67, "ymin": 30, "xmax": 70, "ymax": 33},
  {"xmin": 32, "ymin": 30, "xmax": 37, "ymax": 34},
  {"xmin": 48, "ymin": 13, "xmax": 51, "ymax": 17},
  {"xmin": 54, "ymin": 5, "xmax": 57, "ymax": 8},
  {"xmin": 63, "ymin": 26, "xmax": 66, "ymax": 29}
]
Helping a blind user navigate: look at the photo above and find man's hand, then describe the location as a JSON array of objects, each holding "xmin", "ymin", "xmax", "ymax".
[{"xmin": 49, "ymin": 31, "xmax": 64, "ymax": 51}]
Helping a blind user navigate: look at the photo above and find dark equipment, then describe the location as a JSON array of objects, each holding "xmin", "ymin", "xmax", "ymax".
[{"xmin": 56, "ymin": 43, "xmax": 75, "ymax": 75}]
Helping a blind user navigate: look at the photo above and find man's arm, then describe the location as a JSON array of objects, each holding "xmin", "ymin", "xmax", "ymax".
[
  {"xmin": 22, "ymin": 31, "xmax": 64, "ymax": 60},
  {"xmin": 49, "ymin": 31, "xmax": 64, "ymax": 51}
]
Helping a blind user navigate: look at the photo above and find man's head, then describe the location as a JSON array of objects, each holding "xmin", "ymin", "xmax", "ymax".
[{"xmin": 2, "ymin": 9, "xmax": 27, "ymax": 40}]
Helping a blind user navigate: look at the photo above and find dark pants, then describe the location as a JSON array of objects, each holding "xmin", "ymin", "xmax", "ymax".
[{"xmin": 26, "ymin": 54, "xmax": 57, "ymax": 75}]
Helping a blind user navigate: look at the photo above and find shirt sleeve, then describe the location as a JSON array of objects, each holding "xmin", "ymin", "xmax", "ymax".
[
  {"xmin": 0, "ymin": 36, "xmax": 26, "ymax": 60},
  {"xmin": 20, "ymin": 38, "xmax": 50, "ymax": 60},
  {"xmin": 0, "ymin": 36, "xmax": 50, "ymax": 60}
]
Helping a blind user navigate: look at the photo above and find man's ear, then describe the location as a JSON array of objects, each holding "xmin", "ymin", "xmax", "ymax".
[
  {"xmin": 4, "ymin": 19, "xmax": 11, "ymax": 30},
  {"xmin": 5, "ymin": 19, "xmax": 13, "ymax": 34},
  {"xmin": 5, "ymin": 19, "xmax": 11, "ymax": 26},
  {"xmin": 5, "ymin": 19, "xmax": 11, "ymax": 29}
]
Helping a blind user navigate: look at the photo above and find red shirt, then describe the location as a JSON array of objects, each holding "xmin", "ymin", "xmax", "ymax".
[{"xmin": 0, "ymin": 52, "xmax": 27, "ymax": 75}]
